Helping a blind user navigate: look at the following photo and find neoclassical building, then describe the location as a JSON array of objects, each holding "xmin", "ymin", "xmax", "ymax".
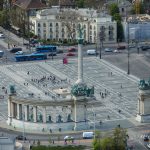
[{"xmin": 30, "ymin": 8, "xmax": 117, "ymax": 43}]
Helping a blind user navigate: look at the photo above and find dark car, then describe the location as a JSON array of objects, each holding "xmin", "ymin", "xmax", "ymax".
[
  {"xmin": 57, "ymin": 50, "xmax": 64, "ymax": 53},
  {"xmin": 66, "ymin": 52, "xmax": 75, "ymax": 56},
  {"xmin": 143, "ymin": 134, "xmax": 149, "ymax": 141},
  {"xmin": 117, "ymin": 46, "xmax": 126, "ymax": 50},
  {"xmin": 141, "ymin": 46, "xmax": 150, "ymax": 51},
  {"xmin": 16, "ymin": 135, "xmax": 27, "ymax": 140},
  {"xmin": 68, "ymin": 47, "xmax": 77, "ymax": 52},
  {"xmin": 10, "ymin": 47, "xmax": 22, "ymax": 53}
]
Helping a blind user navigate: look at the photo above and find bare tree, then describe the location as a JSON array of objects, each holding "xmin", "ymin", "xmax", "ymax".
[{"xmin": 57, "ymin": 9, "xmax": 83, "ymax": 40}]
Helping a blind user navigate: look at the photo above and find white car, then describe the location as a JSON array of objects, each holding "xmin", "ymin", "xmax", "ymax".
[
  {"xmin": 64, "ymin": 136, "xmax": 74, "ymax": 140},
  {"xmin": 104, "ymin": 48, "xmax": 113, "ymax": 52},
  {"xmin": 147, "ymin": 143, "xmax": 150, "ymax": 149},
  {"xmin": 113, "ymin": 49, "xmax": 121, "ymax": 53},
  {"xmin": 15, "ymin": 51, "xmax": 24, "ymax": 55},
  {"xmin": 0, "ymin": 34, "xmax": 5, "ymax": 38}
]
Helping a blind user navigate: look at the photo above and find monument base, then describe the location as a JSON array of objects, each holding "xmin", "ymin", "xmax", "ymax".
[{"xmin": 136, "ymin": 114, "xmax": 150, "ymax": 123}]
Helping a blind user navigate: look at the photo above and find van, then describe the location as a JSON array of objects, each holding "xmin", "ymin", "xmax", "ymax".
[
  {"xmin": 10, "ymin": 47, "xmax": 22, "ymax": 53},
  {"xmin": 87, "ymin": 49, "xmax": 96, "ymax": 55},
  {"xmin": 83, "ymin": 132, "xmax": 94, "ymax": 139}
]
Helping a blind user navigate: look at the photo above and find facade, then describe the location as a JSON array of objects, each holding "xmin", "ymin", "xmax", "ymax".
[
  {"xmin": 30, "ymin": 8, "xmax": 117, "ymax": 43},
  {"xmin": 123, "ymin": 14, "xmax": 150, "ymax": 42}
]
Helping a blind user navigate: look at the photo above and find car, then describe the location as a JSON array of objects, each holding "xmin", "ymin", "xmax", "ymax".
[
  {"xmin": 0, "ymin": 33, "xmax": 5, "ymax": 38},
  {"xmin": 16, "ymin": 135, "xmax": 27, "ymax": 140},
  {"xmin": 104, "ymin": 48, "xmax": 113, "ymax": 52},
  {"xmin": 147, "ymin": 143, "xmax": 150, "ymax": 148},
  {"xmin": 87, "ymin": 49, "xmax": 97, "ymax": 55},
  {"xmin": 66, "ymin": 52, "xmax": 75, "ymax": 56},
  {"xmin": 15, "ymin": 51, "xmax": 24, "ymax": 55},
  {"xmin": 57, "ymin": 50, "xmax": 64, "ymax": 53},
  {"xmin": 68, "ymin": 47, "xmax": 77, "ymax": 52},
  {"xmin": 143, "ymin": 134, "xmax": 149, "ymax": 141},
  {"xmin": 10, "ymin": 47, "xmax": 22, "ymax": 53},
  {"xmin": 64, "ymin": 136, "xmax": 74, "ymax": 140},
  {"xmin": 117, "ymin": 46, "xmax": 126, "ymax": 50},
  {"xmin": 113, "ymin": 49, "xmax": 121, "ymax": 53},
  {"xmin": 141, "ymin": 46, "xmax": 150, "ymax": 51}
]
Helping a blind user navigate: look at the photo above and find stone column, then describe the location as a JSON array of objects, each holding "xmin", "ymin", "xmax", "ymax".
[
  {"xmin": 43, "ymin": 106, "xmax": 47, "ymax": 123},
  {"xmin": 24, "ymin": 105, "xmax": 29, "ymax": 121},
  {"xmin": 76, "ymin": 38, "xmax": 84, "ymax": 84},
  {"xmin": 11, "ymin": 102, "xmax": 15, "ymax": 118},
  {"xmin": 17, "ymin": 104, "xmax": 22, "ymax": 120},
  {"xmin": 8, "ymin": 97, "xmax": 12, "ymax": 118},
  {"xmin": 33, "ymin": 106, "xmax": 37, "ymax": 122}
]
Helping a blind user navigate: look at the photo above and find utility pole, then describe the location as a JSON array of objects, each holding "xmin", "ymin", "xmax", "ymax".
[
  {"xmin": 127, "ymin": 21, "xmax": 130, "ymax": 75},
  {"xmin": 99, "ymin": 26, "xmax": 105, "ymax": 59}
]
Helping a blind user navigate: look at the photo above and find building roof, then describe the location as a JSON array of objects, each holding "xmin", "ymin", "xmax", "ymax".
[{"xmin": 14, "ymin": 0, "xmax": 47, "ymax": 10}]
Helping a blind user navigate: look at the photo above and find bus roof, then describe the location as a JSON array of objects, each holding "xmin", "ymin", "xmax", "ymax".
[
  {"xmin": 36, "ymin": 45, "xmax": 56, "ymax": 48},
  {"xmin": 15, "ymin": 53, "xmax": 46, "ymax": 57}
]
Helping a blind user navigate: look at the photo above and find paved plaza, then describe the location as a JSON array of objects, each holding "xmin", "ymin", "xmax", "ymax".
[{"xmin": 0, "ymin": 57, "xmax": 140, "ymax": 131}]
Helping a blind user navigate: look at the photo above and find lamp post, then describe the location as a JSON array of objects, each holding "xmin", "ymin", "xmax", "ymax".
[
  {"xmin": 127, "ymin": 22, "xmax": 130, "ymax": 75},
  {"xmin": 92, "ymin": 106, "xmax": 96, "ymax": 139},
  {"xmin": 22, "ymin": 110, "xmax": 25, "ymax": 143},
  {"xmin": 99, "ymin": 26, "xmax": 105, "ymax": 59}
]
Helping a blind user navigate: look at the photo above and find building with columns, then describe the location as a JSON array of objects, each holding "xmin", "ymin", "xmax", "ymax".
[
  {"xmin": 136, "ymin": 79, "xmax": 150, "ymax": 123},
  {"xmin": 30, "ymin": 8, "xmax": 117, "ymax": 43}
]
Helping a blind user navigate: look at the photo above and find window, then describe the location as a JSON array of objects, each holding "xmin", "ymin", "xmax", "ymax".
[
  {"xmin": 50, "ymin": 23, "xmax": 53, "ymax": 27},
  {"xmin": 90, "ymin": 25, "xmax": 92, "ymax": 30},
  {"xmin": 43, "ymin": 23, "xmax": 46, "ymax": 27},
  {"xmin": 38, "ymin": 23, "xmax": 40, "ymax": 27},
  {"xmin": 56, "ymin": 23, "xmax": 59, "ymax": 27}
]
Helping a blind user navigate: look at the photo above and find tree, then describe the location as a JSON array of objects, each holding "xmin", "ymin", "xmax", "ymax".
[
  {"xmin": 112, "ymin": 127, "xmax": 127, "ymax": 150},
  {"xmin": 101, "ymin": 137, "xmax": 114, "ymax": 150},
  {"xmin": 92, "ymin": 131, "xmax": 101, "ymax": 150},
  {"xmin": 57, "ymin": 9, "xmax": 83, "ymax": 41},
  {"xmin": 109, "ymin": 3, "xmax": 119, "ymax": 16}
]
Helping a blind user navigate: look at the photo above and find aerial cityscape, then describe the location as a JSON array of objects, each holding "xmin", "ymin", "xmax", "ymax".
[{"xmin": 0, "ymin": 0, "xmax": 150, "ymax": 150}]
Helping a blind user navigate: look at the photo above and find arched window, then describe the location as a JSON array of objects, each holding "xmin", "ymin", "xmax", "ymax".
[{"xmin": 90, "ymin": 25, "xmax": 92, "ymax": 30}]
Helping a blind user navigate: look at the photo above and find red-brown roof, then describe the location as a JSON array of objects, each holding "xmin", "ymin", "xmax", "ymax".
[{"xmin": 14, "ymin": 0, "xmax": 47, "ymax": 10}]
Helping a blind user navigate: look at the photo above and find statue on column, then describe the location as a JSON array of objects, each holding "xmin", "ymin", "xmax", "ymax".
[
  {"xmin": 9, "ymin": 85, "xmax": 16, "ymax": 95},
  {"xmin": 57, "ymin": 115, "xmax": 63, "ymax": 123},
  {"xmin": 48, "ymin": 115, "xmax": 53, "ymax": 123},
  {"xmin": 67, "ymin": 114, "xmax": 72, "ymax": 122}
]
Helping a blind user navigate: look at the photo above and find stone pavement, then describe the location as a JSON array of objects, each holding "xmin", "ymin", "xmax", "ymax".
[{"xmin": 0, "ymin": 56, "xmax": 141, "ymax": 132}]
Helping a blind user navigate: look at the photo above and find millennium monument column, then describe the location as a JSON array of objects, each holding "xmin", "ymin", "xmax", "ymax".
[
  {"xmin": 71, "ymin": 25, "xmax": 94, "ymax": 130},
  {"xmin": 136, "ymin": 79, "xmax": 150, "ymax": 123}
]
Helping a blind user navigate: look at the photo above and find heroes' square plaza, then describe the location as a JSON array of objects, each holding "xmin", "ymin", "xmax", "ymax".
[{"xmin": 0, "ymin": 56, "xmax": 142, "ymax": 132}]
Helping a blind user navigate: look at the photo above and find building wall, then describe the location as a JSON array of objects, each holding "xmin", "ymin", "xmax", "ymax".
[{"xmin": 30, "ymin": 8, "xmax": 117, "ymax": 43}]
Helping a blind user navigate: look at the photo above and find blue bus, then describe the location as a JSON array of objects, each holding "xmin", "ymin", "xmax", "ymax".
[
  {"xmin": 36, "ymin": 45, "xmax": 57, "ymax": 55},
  {"xmin": 15, "ymin": 53, "xmax": 47, "ymax": 62}
]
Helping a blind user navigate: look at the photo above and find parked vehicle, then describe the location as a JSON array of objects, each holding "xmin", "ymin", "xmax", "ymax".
[
  {"xmin": 147, "ymin": 143, "xmax": 150, "ymax": 148},
  {"xmin": 87, "ymin": 49, "xmax": 96, "ymax": 55},
  {"xmin": 16, "ymin": 135, "xmax": 27, "ymax": 140},
  {"xmin": 83, "ymin": 132, "xmax": 94, "ymax": 139},
  {"xmin": 68, "ymin": 47, "xmax": 77, "ymax": 52},
  {"xmin": 64, "ymin": 136, "xmax": 74, "ymax": 140},
  {"xmin": 66, "ymin": 52, "xmax": 75, "ymax": 56},
  {"xmin": 143, "ymin": 134, "xmax": 149, "ymax": 141},
  {"xmin": 141, "ymin": 45, "xmax": 150, "ymax": 51},
  {"xmin": 0, "ymin": 34, "xmax": 5, "ymax": 38},
  {"xmin": 117, "ymin": 46, "xmax": 126, "ymax": 50},
  {"xmin": 104, "ymin": 48, "xmax": 113, "ymax": 52},
  {"xmin": 15, "ymin": 51, "xmax": 24, "ymax": 55},
  {"xmin": 10, "ymin": 47, "xmax": 22, "ymax": 53}
]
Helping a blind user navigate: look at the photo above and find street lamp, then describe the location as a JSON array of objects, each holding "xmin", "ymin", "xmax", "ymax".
[
  {"xmin": 92, "ymin": 106, "xmax": 96, "ymax": 139},
  {"xmin": 99, "ymin": 26, "xmax": 105, "ymax": 59},
  {"xmin": 127, "ymin": 22, "xmax": 130, "ymax": 75}
]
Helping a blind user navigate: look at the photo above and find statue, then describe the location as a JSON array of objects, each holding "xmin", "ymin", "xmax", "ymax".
[
  {"xmin": 67, "ymin": 114, "xmax": 72, "ymax": 122},
  {"xmin": 39, "ymin": 114, "xmax": 43, "ymax": 122},
  {"xmin": 57, "ymin": 115, "xmax": 62, "ymax": 123},
  {"xmin": 9, "ymin": 85, "xmax": 16, "ymax": 95},
  {"xmin": 48, "ymin": 115, "xmax": 53, "ymax": 123},
  {"xmin": 139, "ymin": 79, "xmax": 150, "ymax": 90}
]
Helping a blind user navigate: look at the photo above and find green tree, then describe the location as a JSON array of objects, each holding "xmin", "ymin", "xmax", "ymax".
[
  {"xmin": 112, "ymin": 127, "xmax": 127, "ymax": 150},
  {"xmin": 75, "ymin": 0, "xmax": 85, "ymax": 8},
  {"xmin": 101, "ymin": 137, "xmax": 114, "ymax": 150},
  {"xmin": 117, "ymin": 21, "xmax": 124, "ymax": 42},
  {"xmin": 109, "ymin": 3, "xmax": 119, "ymax": 16},
  {"xmin": 93, "ymin": 131, "xmax": 101, "ymax": 150}
]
